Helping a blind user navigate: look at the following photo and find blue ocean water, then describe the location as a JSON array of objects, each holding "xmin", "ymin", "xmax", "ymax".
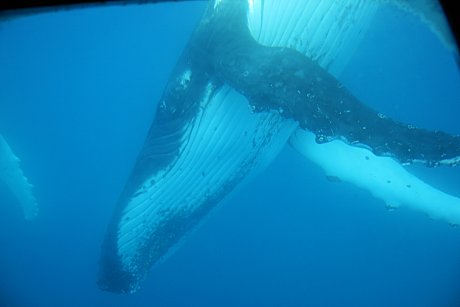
[{"xmin": 1, "ymin": 2, "xmax": 460, "ymax": 307}]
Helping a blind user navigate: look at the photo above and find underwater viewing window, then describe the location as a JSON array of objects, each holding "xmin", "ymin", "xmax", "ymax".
[{"xmin": 1, "ymin": 1, "xmax": 460, "ymax": 306}]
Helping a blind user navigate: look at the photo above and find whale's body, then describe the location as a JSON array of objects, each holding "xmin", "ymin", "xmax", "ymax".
[{"xmin": 98, "ymin": 0, "xmax": 460, "ymax": 293}]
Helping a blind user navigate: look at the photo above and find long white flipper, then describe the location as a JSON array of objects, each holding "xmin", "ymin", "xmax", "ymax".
[
  {"xmin": 290, "ymin": 130, "xmax": 460, "ymax": 225},
  {"xmin": 0, "ymin": 134, "xmax": 38, "ymax": 220},
  {"xmin": 99, "ymin": 84, "xmax": 297, "ymax": 293},
  {"xmin": 116, "ymin": 86, "xmax": 296, "ymax": 273}
]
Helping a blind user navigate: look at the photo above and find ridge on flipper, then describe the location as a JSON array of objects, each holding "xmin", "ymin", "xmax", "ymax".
[
  {"xmin": 0, "ymin": 134, "xmax": 38, "ymax": 220},
  {"xmin": 247, "ymin": 0, "xmax": 380, "ymax": 77}
]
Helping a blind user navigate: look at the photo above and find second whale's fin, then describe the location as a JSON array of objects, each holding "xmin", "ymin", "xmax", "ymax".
[
  {"xmin": 0, "ymin": 134, "xmax": 38, "ymax": 220},
  {"xmin": 290, "ymin": 129, "xmax": 460, "ymax": 225}
]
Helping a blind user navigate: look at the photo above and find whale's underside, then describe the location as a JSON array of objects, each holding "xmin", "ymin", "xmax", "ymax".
[{"xmin": 98, "ymin": 0, "xmax": 460, "ymax": 293}]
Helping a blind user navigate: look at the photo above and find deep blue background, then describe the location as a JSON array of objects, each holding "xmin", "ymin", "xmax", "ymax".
[{"xmin": 1, "ymin": 3, "xmax": 460, "ymax": 307}]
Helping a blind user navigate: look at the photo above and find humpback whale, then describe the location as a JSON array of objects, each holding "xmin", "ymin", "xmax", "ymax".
[
  {"xmin": 98, "ymin": 0, "xmax": 460, "ymax": 293},
  {"xmin": 0, "ymin": 134, "xmax": 38, "ymax": 220}
]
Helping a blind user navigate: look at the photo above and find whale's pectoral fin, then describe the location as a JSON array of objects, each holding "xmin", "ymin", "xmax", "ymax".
[
  {"xmin": 0, "ymin": 135, "xmax": 38, "ymax": 220},
  {"xmin": 98, "ymin": 82, "xmax": 297, "ymax": 293},
  {"xmin": 290, "ymin": 129, "xmax": 460, "ymax": 225}
]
